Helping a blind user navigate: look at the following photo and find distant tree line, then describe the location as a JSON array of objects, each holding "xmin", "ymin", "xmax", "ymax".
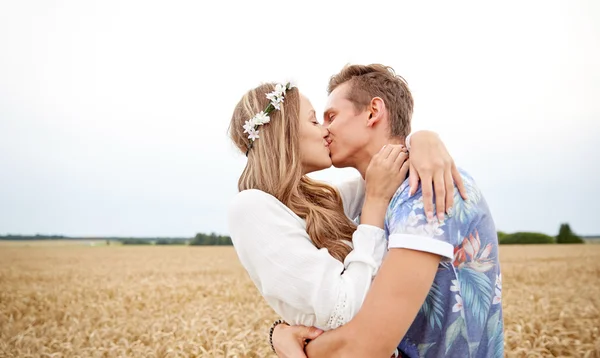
[
  {"xmin": 1, "ymin": 223, "xmax": 587, "ymax": 246},
  {"xmin": 189, "ymin": 232, "xmax": 232, "ymax": 245},
  {"xmin": 0, "ymin": 234, "xmax": 72, "ymax": 240},
  {"xmin": 0, "ymin": 233, "xmax": 233, "ymax": 246},
  {"xmin": 497, "ymin": 223, "xmax": 584, "ymax": 245},
  {"xmin": 118, "ymin": 233, "xmax": 233, "ymax": 246}
]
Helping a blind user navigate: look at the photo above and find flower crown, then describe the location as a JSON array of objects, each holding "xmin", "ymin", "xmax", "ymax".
[{"xmin": 244, "ymin": 82, "xmax": 294, "ymax": 156}]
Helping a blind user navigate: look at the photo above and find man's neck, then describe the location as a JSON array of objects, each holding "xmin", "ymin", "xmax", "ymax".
[{"xmin": 355, "ymin": 136, "xmax": 405, "ymax": 178}]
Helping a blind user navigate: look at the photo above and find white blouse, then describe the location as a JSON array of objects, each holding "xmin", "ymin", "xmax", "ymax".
[{"xmin": 227, "ymin": 177, "xmax": 387, "ymax": 330}]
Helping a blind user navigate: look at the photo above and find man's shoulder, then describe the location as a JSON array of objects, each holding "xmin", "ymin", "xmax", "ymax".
[
  {"xmin": 384, "ymin": 167, "xmax": 491, "ymax": 233},
  {"xmin": 387, "ymin": 167, "xmax": 483, "ymax": 208},
  {"xmin": 388, "ymin": 178, "xmax": 412, "ymax": 210}
]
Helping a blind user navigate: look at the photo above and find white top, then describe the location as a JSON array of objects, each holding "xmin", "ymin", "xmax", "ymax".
[{"xmin": 227, "ymin": 177, "xmax": 387, "ymax": 330}]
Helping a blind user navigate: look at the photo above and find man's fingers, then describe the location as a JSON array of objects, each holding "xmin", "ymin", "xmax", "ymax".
[
  {"xmin": 434, "ymin": 171, "xmax": 446, "ymax": 222},
  {"xmin": 272, "ymin": 324, "xmax": 308, "ymax": 358},
  {"xmin": 452, "ymin": 163, "xmax": 468, "ymax": 200},
  {"xmin": 288, "ymin": 350, "xmax": 308, "ymax": 358},
  {"xmin": 303, "ymin": 326, "xmax": 324, "ymax": 340},
  {"xmin": 421, "ymin": 174, "xmax": 434, "ymax": 222},
  {"xmin": 444, "ymin": 169, "xmax": 455, "ymax": 216}
]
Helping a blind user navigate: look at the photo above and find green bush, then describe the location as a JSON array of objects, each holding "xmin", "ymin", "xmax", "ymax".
[
  {"xmin": 120, "ymin": 238, "xmax": 152, "ymax": 245},
  {"xmin": 556, "ymin": 223, "xmax": 584, "ymax": 244},
  {"xmin": 497, "ymin": 231, "xmax": 507, "ymax": 242},
  {"xmin": 189, "ymin": 233, "xmax": 232, "ymax": 246},
  {"xmin": 499, "ymin": 232, "xmax": 555, "ymax": 245},
  {"xmin": 155, "ymin": 239, "xmax": 187, "ymax": 245}
]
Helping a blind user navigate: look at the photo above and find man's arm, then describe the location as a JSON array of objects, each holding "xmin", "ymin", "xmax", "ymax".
[
  {"xmin": 305, "ymin": 248, "xmax": 441, "ymax": 358},
  {"xmin": 306, "ymin": 180, "xmax": 460, "ymax": 358}
]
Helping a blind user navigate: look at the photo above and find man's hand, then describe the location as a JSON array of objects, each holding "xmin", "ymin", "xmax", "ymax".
[
  {"xmin": 408, "ymin": 130, "xmax": 468, "ymax": 222},
  {"xmin": 272, "ymin": 323, "xmax": 323, "ymax": 358}
]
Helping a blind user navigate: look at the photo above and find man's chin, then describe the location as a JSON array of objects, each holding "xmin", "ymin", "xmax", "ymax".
[
  {"xmin": 329, "ymin": 153, "xmax": 345, "ymax": 168},
  {"xmin": 331, "ymin": 160, "xmax": 350, "ymax": 169}
]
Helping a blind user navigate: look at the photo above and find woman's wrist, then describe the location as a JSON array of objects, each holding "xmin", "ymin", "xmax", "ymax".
[
  {"xmin": 269, "ymin": 319, "xmax": 289, "ymax": 353},
  {"xmin": 408, "ymin": 130, "xmax": 440, "ymax": 150},
  {"xmin": 359, "ymin": 196, "xmax": 389, "ymax": 229}
]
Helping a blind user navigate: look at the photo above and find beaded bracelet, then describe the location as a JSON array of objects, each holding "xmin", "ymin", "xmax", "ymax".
[{"xmin": 268, "ymin": 319, "xmax": 288, "ymax": 353}]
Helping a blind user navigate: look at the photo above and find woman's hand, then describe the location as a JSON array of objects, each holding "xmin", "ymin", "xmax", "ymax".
[
  {"xmin": 272, "ymin": 323, "xmax": 323, "ymax": 358},
  {"xmin": 408, "ymin": 131, "xmax": 468, "ymax": 222},
  {"xmin": 361, "ymin": 144, "xmax": 410, "ymax": 229},
  {"xmin": 365, "ymin": 144, "xmax": 410, "ymax": 202}
]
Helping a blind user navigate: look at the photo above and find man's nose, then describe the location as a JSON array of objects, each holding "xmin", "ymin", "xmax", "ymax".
[{"xmin": 322, "ymin": 127, "xmax": 330, "ymax": 138}]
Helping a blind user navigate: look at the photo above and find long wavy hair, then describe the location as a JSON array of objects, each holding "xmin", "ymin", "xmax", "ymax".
[{"xmin": 228, "ymin": 83, "xmax": 357, "ymax": 262}]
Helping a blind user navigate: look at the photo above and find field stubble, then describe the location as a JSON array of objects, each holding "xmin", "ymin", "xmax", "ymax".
[{"xmin": 0, "ymin": 244, "xmax": 599, "ymax": 357}]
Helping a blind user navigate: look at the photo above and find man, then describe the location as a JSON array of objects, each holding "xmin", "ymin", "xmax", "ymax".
[{"xmin": 273, "ymin": 64, "xmax": 504, "ymax": 357}]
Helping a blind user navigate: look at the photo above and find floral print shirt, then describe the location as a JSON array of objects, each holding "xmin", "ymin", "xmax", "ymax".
[{"xmin": 384, "ymin": 169, "xmax": 504, "ymax": 358}]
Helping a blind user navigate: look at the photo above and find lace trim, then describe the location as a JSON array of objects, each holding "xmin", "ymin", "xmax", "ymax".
[{"xmin": 326, "ymin": 286, "xmax": 348, "ymax": 329}]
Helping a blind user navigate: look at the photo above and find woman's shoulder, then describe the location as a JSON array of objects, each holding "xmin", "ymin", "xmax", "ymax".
[
  {"xmin": 228, "ymin": 189, "xmax": 292, "ymax": 218},
  {"xmin": 230, "ymin": 189, "xmax": 279, "ymax": 206}
]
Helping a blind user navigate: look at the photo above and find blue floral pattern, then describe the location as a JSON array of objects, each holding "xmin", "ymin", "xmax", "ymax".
[{"xmin": 384, "ymin": 169, "xmax": 504, "ymax": 357}]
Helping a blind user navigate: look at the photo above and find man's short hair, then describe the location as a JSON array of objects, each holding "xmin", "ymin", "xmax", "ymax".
[{"xmin": 328, "ymin": 64, "xmax": 414, "ymax": 138}]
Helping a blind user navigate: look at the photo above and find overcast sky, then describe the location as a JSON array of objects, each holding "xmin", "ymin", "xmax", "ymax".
[{"xmin": 1, "ymin": 0, "xmax": 598, "ymax": 238}]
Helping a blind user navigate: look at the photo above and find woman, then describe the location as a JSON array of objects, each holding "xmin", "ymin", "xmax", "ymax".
[{"xmin": 227, "ymin": 81, "xmax": 464, "ymax": 357}]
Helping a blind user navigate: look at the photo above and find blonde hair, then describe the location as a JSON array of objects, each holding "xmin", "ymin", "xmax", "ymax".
[{"xmin": 228, "ymin": 83, "xmax": 356, "ymax": 262}]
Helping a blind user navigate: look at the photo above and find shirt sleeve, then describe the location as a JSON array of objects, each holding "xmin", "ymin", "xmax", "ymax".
[
  {"xmin": 335, "ymin": 175, "xmax": 366, "ymax": 221},
  {"xmin": 227, "ymin": 189, "xmax": 386, "ymax": 330},
  {"xmin": 385, "ymin": 184, "xmax": 456, "ymax": 261}
]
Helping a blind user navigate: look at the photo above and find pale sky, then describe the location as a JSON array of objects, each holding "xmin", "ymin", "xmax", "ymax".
[{"xmin": 1, "ymin": 0, "xmax": 598, "ymax": 238}]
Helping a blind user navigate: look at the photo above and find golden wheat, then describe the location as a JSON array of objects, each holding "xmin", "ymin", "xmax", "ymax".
[{"xmin": 0, "ymin": 243, "xmax": 598, "ymax": 357}]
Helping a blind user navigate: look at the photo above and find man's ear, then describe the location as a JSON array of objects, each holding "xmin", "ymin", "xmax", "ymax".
[{"xmin": 366, "ymin": 97, "xmax": 386, "ymax": 127}]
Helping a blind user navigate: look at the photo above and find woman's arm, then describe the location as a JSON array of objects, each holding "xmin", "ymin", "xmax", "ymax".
[
  {"xmin": 337, "ymin": 130, "xmax": 468, "ymax": 225},
  {"xmin": 229, "ymin": 146, "xmax": 411, "ymax": 329},
  {"xmin": 407, "ymin": 130, "xmax": 468, "ymax": 221},
  {"xmin": 228, "ymin": 189, "xmax": 388, "ymax": 330}
]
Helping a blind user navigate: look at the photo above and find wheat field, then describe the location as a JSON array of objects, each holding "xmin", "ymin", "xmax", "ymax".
[{"xmin": 0, "ymin": 243, "xmax": 599, "ymax": 358}]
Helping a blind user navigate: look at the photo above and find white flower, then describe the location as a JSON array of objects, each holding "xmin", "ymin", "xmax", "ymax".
[
  {"xmin": 405, "ymin": 210, "xmax": 425, "ymax": 227},
  {"xmin": 412, "ymin": 198, "xmax": 424, "ymax": 210},
  {"xmin": 243, "ymin": 119, "xmax": 255, "ymax": 134},
  {"xmin": 271, "ymin": 97, "xmax": 282, "ymax": 110},
  {"xmin": 266, "ymin": 92, "xmax": 278, "ymax": 102},
  {"xmin": 404, "ymin": 224, "xmax": 428, "ymax": 237},
  {"xmin": 452, "ymin": 294, "xmax": 463, "ymax": 312},
  {"xmin": 450, "ymin": 280, "xmax": 460, "ymax": 292},
  {"xmin": 274, "ymin": 83, "xmax": 287, "ymax": 96},
  {"xmin": 266, "ymin": 92, "xmax": 283, "ymax": 110},
  {"xmin": 253, "ymin": 112, "xmax": 270, "ymax": 125},
  {"xmin": 423, "ymin": 220, "xmax": 445, "ymax": 237},
  {"xmin": 247, "ymin": 128, "xmax": 259, "ymax": 141},
  {"xmin": 285, "ymin": 79, "xmax": 296, "ymax": 89},
  {"xmin": 244, "ymin": 81, "xmax": 291, "ymax": 148},
  {"xmin": 495, "ymin": 273, "xmax": 502, "ymax": 289},
  {"xmin": 493, "ymin": 287, "xmax": 502, "ymax": 305}
]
